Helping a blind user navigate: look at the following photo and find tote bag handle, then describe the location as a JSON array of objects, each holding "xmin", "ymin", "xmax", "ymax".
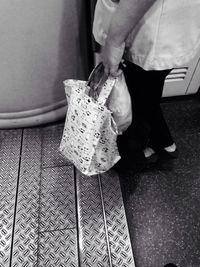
[{"xmin": 88, "ymin": 62, "xmax": 116, "ymax": 105}]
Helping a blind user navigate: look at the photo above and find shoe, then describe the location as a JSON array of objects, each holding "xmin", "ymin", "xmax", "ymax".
[
  {"xmin": 164, "ymin": 264, "xmax": 178, "ymax": 267},
  {"xmin": 148, "ymin": 143, "xmax": 178, "ymax": 160},
  {"xmin": 116, "ymin": 135, "xmax": 146, "ymax": 172},
  {"xmin": 159, "ymin": 148, "xmax": 179, "ymax": 159},
  {"xmin": 143, "ymin": 147, "xmax": 158, "ymax": 164},
  {"xmin": 158, "ymin": 143, "xmax": 179, "ymax": 159}
]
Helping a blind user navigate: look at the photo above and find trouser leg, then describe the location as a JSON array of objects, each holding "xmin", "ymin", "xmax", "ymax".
[{"xmin": 121, "ymin": 61, "xmax": 174, "ymax": 152}]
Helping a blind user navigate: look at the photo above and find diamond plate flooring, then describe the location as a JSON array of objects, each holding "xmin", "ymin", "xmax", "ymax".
[{"xmin": 0, "ymin": 122, "xmax": 135, "ymax": 267}]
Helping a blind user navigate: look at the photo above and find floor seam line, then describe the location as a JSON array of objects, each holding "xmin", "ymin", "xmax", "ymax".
[
  {"xmin": 9, "ymin": 129, "xmax": 24, "ymax": 267},
  {"xmin": 98, "ymin": 174, "xmax": 113, "ymax": 267},
  {"xmin": 36, "ymin": 129, "xmax": 44, "ymax": 267},
  {"xmin": 74, "ymin": 168, "xmax": 81, "ymax": 267},
  {"xmin": 41, "ymin": 164, "xmax": 73, "ymax": 170},
  {"xmin": 39, "ymin": 227, "xmax": 76, "ymax": 234}
]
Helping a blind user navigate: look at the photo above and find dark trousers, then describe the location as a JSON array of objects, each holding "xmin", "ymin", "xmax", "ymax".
[{"xmin": 118, "ymin": 60, "xmax": 174, "ymax": 155}]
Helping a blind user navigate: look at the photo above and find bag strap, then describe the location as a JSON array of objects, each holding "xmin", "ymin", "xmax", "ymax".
[
  {"xmin": 97, "ymin": 76, "xmax": 116, "ymax": 105},
  {"xmin": 87, "ymin": 63, "xmax": 107, "ymax": 97},
  {"xmin": 88, "ymin": 62, "xmax": 116, "ymax": 105}
]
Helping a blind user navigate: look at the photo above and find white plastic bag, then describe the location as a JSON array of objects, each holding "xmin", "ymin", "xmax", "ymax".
[{"xmin": 107, "ymin": 71, "xmax": 132, "ymax": 134}]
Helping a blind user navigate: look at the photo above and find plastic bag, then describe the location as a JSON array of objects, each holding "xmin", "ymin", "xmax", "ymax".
[{"xmin": 107, "ymin": 71, "xmax": 132, "ymax": 133}]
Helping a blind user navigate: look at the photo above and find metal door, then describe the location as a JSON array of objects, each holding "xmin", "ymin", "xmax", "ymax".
[{"xmin": 163, "ymin": 50, "xmax": 200, "ymax": 97}]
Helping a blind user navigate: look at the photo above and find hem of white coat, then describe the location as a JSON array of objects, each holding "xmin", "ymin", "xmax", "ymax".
[
  {"xmin": 125, "ymin": 45, "xmax": 200, "ymax": 71},
  {"xmin": 93, "ymin": 33, "xmax": 200, "ymax": 71}
]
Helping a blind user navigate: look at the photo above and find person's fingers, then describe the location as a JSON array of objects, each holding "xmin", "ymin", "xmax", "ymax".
[
  {"xmin": 110, "ymin": 68, "xmax": 119, "ymax": 77},
  {"xmin": 103, "ymin": 62, "xmax": 122, "ymax": 77},
  {"xmin": 108, "ymin": 64, "xmax": 122, "ymax": 77},
  {"xmin": 109, "ymin": 64, "xmax": 118, "ymax": 77},
  {"xmin": 114, "ymin": 68, "xmax": 122, "ymax": 77}
]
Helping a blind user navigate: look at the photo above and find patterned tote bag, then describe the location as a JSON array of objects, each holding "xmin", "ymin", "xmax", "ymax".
[{"xmin": 59, "ymin": 63, "xmax": 121, "ymax": 176}]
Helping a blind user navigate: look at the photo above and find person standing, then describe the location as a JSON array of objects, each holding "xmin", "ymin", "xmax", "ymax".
[{"xmin": 93, "ymin": 0, "xmax": 200, "ymax": 166}]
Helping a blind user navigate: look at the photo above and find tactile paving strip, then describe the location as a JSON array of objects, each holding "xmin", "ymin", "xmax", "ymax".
[
  {"xmin": 39, "ymin": 166, "xmax": 76, "ymax": 232},
  {"xmin": 41, "ymin": 123, "xmax": 70, "ymax": 168},
  {"xmin": 0, "ymin": 129, "xmax": 22, "ymax": 267},
  {"xmin": 11, "ymin": 128, "xmax": 42, "ymax": 267}
]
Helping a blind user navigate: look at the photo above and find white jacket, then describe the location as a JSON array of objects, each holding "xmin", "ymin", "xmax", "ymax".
[{"xmin": 93, "ymin": 0, "xmax": 200, "ymax": 70}]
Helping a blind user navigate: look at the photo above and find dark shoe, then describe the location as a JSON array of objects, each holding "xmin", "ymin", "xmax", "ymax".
[
  {"xmin": 114, "ymin": 149, "xmax": 146, "ymax": 173},
  {"xmin": 158, "ymin": 148, "xmax": 179, "ymax": 159},
  {"xmin": 115, "ymin": 139, "xmax": 146, "ymax": 173},
  {"xmin": 164, "ymin": 264, "xmax": 178, "ymax": 267},
  {"xmin": 148, "ymin": 142, "xmax": 178, "ymax": 160},
  {"xmin": 143, "ymin": 147, "xmax": 158, "ymax": 164},
  {"xmin": 144, "ymin": 152, "xmax": 158, "ymax": 164}
]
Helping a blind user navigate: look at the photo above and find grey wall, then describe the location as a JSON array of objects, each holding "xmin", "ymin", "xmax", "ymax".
[{"xmin": 0, "ymin": 0, "xmax": 89, "ymax": 113}]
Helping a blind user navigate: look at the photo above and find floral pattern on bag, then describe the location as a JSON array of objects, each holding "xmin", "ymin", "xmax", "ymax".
[{"xmin": 59, "ymin": 78, "xmax": 121, "ymax": 176}]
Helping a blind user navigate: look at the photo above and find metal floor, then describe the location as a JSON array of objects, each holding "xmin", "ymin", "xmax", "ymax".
[{"xmin": 0, "ymin": 122, "xmax": 135, "ymax": 267}]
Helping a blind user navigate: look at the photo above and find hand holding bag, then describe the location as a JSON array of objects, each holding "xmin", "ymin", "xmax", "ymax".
[{"xmin": 59, "ymin": 63, "xmax": 121, "ymax": 176}]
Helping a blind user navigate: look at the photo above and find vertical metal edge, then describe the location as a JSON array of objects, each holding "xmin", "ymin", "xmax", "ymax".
[
  {"xmin": 0, "ymin": 129, "xmax": 23, "ymax": 267},
  {"xmin": 98, "ymin": 174, "xmax": 113, "ymax": 267},
  {"xmin": 36, "ymin": 129, "xmax": 44, "ymax": 267},
  {"xmin": 9, "ymin": 129, "xmax": 24, "ymax": 267},
  {"xmin": 11, "ymin": 128, "xmax": 42, "ymax": 267},
  {"xmin": 74, "ymin": 167, "xmax": 81, "ymax": 267}
]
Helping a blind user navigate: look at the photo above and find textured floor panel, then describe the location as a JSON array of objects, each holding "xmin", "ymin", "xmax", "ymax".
[
  {"xmin": 11, "ymin": 128, "xmax": 42, "ymax": 267},
  {"xmin": 38, "ymin": 229, "xmax": 78, "ymax": 267},
  {"xmin": 101, "ymin": 170, "xmax": 135, "ymax": 267},
  {"xmin": 0, "ymin": 123, "xmax": 136, "ymax": 267},
  {"xmin": 39, "ymin": 166, "xmax": 76, "ymax": 232},
  {"xmin": 76, "ymin": 172, "xmax": 111, "ymax": 267},
  {"xmin": 0, "ymin": 129, "xmax": 22, "ymax": 267},
  {"xmin": 41, "ymin": 123, "xmax": 70, "ymax": 168},
  {"xmin": 77, "ymin": 171, "xmax": 135, "ymax": 267}
]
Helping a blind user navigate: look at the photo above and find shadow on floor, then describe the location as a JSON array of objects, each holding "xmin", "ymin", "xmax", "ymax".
[{"xmin": 119, "ymin": 94, "xmax": 200, "ymax": 267}]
